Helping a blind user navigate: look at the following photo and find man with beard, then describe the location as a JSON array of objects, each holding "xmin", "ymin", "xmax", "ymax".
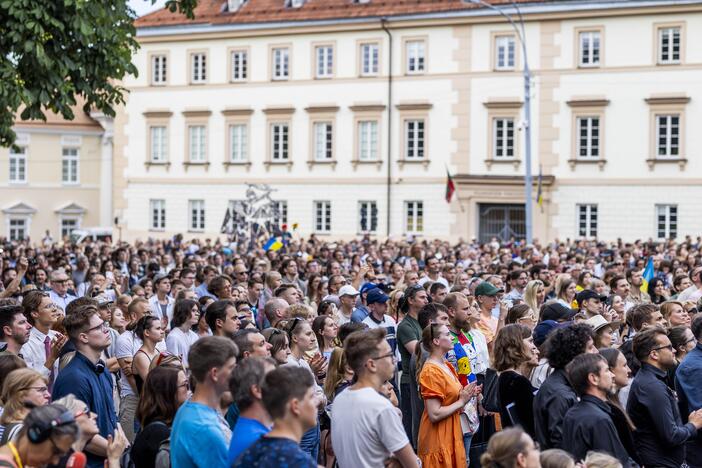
[
  {"xmin": 627, "ymin": 328, "xmax": 702, "ymax": 468},
  {"xmin": 0, "ymin": 302, "xmax": 31, "ymax": 356},
  {"xmin": 562, "ymin": 353, "xmax": 634, "ymax": 466}
]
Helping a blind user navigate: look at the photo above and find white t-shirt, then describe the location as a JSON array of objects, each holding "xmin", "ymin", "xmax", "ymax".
[
  {"xmin": 165, "ymin": 327, "xmax": 199, "ymax": 367},
  {"xmin": 331, "ymin": 386, "xmax": 409, "ymax": 468},
  {"xmin": 115, "ymin": 331, "xmax": 166, "ymax": 397}
]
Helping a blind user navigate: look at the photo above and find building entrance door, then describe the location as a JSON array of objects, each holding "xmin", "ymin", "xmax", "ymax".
[{"xmin": 478, "ymin": 203, "xmax": 526, "ymax": 243}]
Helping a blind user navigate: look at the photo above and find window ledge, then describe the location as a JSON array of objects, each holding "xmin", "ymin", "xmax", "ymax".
[
  {"xmin": 351, "ymin": 160, "xmax": 383, "ymax": 170},
  {"xmin": 484, "ymin": 159, "xmax": 521, "ymax": 170},
  {"xmin": 397, "ymin": 159, "xmax": 430, "ymax": 169},
  {"xmin": 144, "ymin": 162, "xmax": 171, "ymax": 172},
  {"xmin": 223, "ymin": 161, "xmax": 252, "ymax": 172},
  {"xmin": 567, "ymin": 159, "xmax": 607, "ymax": 171},
  {"xmin": 149, "ymin": 228, "xmax": 166, "ymax": 232},
  {"xmin": 646, "ymin": 158, "xmax": 687, "ymax": 170},
  {"xmin": 264, "ymin": 161, "xmax": 293, "ymax": 172},
  {"xmin": 183, "ymin": 162, "xmax": 210, "ymax": 172},
  {"xmin": 306, "ymin": 160, "xmax": 337, "ymax": 169}
]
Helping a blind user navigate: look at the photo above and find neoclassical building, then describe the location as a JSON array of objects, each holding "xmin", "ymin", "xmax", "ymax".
[{"xmin": 115, "ymin": 0, "xmax": 702, "ymax": 241}]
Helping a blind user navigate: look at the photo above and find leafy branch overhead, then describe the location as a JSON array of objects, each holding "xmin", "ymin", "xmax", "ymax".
[{"xmin": 0, "ymin": 0, "xmax": 197, "ymax": 148}]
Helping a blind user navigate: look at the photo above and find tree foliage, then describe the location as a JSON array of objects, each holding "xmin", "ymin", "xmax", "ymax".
[{"xmin": 0, "ymin": 0, "xmax": 197, "ymax": 147}]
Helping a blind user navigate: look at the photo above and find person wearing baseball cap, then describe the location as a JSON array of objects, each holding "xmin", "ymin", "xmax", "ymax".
[
  {"xmin": 474, "ymin": 281, "xmax": 505, "ymax": 344},
  {"xmin": 576, "ymin": 290, "xmax": 608, "ymax": 319},
  {"xmin": 351, "ymin": 283, "xmax": 379, "ymax": 324},
  {"xmin": 361, "ymin": 288, "xmax": 398, "ymax": 357},
  {"xmin": 540, "ymin": 302, "xmax": 577, "ymax": 323},
  {"xmin": 338, "ymin": 285, "xmax": 360, "ymax": 325}
]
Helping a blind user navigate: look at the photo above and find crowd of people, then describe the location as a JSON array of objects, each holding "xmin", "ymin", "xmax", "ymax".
[{"xmin": 0, "ymin": 233, "xmax": 701, "ymax": 467}]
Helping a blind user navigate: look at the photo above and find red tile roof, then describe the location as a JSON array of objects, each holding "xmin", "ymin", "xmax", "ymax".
[{"xmin": 136, "ymin": 0, "xmax": 545, "ymax": 28}]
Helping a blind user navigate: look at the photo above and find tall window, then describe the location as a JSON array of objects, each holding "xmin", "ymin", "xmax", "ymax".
[
  {"xmin": 579, "ymin": 31, "xmax": 600, "ymax": 67},
  {"xmin": 150, "ymin": 199, "xmax": 166, "ymax": 230},
  {"xmin": 658, "ymin": 27, "xmax": 681, "ymax": 64},
  {"xmin": 358, "ymin": 201, "xmax": 378, "ymax": 233},
  {"xmin": 406, "ymin": 40, "xmax": 425, "ymax": 74},
  {"xmin": 576, "ymin": 117, "xmax": 599, "ymax": 158},
  {"xmin": 493, "ymin": 118, "xmax": 515, "ymax": 158},
  {"xmin": 8, "ymin": 219, "xmax": 27, "ymax": 241},
  {"xmin": 495, "ymin": 35, "xmax": 516, "ymax": 70},
  {"xmin": 151, "ymin": 55, "xmax": 167, "ymax": 84},
  {"xmin": 314, "ymin": 122, "xmax": 333, "ymax": 160},
  {"xmin": 361, "ymin": 43, "xmax": 379, "ymax": 76},
  {"xmin": 405, "ymin": 120, "xmax": 425, "ymax": 159},
  {"xmin": 60, "ymin": 218, "xmax": 79, "ymax": 238},
  {"xmin": 577, "ymin": 204, "xmax": 597, "ymax": 238},
  {"xmin": 656, "ymin": 204, "xmax": 677, "ymax": 239},
  {"xmin": 656, "ymin": 114, "xmax": 679, "ymax": 157},
  {"xmin": 272, "ymin": 47, "xmax": 289, "ymax": 80},
  {"xmin": 271, "ymin": 123, "xmax": 289, "ymax": 161},
  {"xmin": 358, "ymin": 120, "xmax": 378, "ymax": 161},
  {"xmin": 314, "ymin": 201, "xmax": 331, "ymax": 233},
  {"xmin": 188, "ymin": 200, "xmax": 205, "ymax": 231},
  {"xmin": 62, "ymin": 148, "xmax": 79, "ymax": 184},
  {"xmin": 188, "ymin": 125, "xmax": 206, "ymax": 162},
  {"xmin": 316, "ymin": 46, "xmax": 333, "ymax": 78},
  {"xmin": 405, "ymin": 201, "xmax": 424, "ymax": 233},
  {"xmin": 273, "ymin": 201, "xmax": 288, "ymax": 226},
  {"xmin": 150, "ymin": 126, "xmax": 167, "ymax": 162},
  {"xmin": 191, "ymin": 53, "xmax": 207, "ymax": 83},
  {"xmin": 229, "ymin": 124, "xmax": 247, "ymax": 161},
  {"xmin": 9, "ymin": 146, "xmax": 26, "ymax": 183},
  {"xmin": 231, "ymin": 50, "xmax": 248, "ymax": 81}
]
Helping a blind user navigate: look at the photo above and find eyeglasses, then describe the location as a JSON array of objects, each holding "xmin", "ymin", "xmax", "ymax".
[
  {"xmin": 651, "ymin": 344, "xmax": 674, "ymax": 353},
  {"xmin": 371, "ymin": 351, "xmax": 396, "ymax": 362},
  {"xmin": 74, "ymin": 406, "xmax": 91, "ymax": 419},
  {"xmin": 22, "ymin": 385, "xmax": 49, "ymax": 393},
  {"xmin": 178, "ymin": 381, "xmax": 190, "ymax": 390},
  {"xmin": 87, "ymin": 321, "xmax": 109, "ymax": 333}
]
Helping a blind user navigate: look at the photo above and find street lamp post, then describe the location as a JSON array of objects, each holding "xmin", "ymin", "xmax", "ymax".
[{"xmin": 470, "ymin": 0, "xmax": 533, "ymax": 244}]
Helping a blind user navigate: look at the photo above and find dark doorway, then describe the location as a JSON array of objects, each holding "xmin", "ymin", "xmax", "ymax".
[{"xmin": 478, "ymin": 203, "xmax": 526, "ymax": 243}]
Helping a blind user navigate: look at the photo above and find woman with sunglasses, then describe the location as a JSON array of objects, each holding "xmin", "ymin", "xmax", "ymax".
[
  {"xmin": 417, "ymin": 323, "xmax": 477, "ymax": 468},
  {"xmin": 165, "ymin": 299, "xmax": 200, "ymax": 368},
  {"xmin": 0, "ymin": 368, "xmax": 50, "ymax": 444},
  {"xmin": 262, "ymin": 328, "xmax": 291, "ymax": 366},
  {"xmin": 132, "ymin": 366, "xmax": 189, "ymax": 468},
  {"xmin": 132, "ymin": 315, "xmax": 165, "ymax": 396}
]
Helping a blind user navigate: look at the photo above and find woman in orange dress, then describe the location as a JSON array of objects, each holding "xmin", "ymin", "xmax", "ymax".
[{"xmin": 418, "ymin": 323, "xmax": 478, "ymax": 468}]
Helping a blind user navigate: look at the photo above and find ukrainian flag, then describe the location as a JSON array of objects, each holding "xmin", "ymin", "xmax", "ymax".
[
  {"xmin": 263, "ymin": 237, "xmax": 283, "ymax": 252},
  {"xmin": 640, "ymin": 257, "xmax": 654, "ymax": 294}
]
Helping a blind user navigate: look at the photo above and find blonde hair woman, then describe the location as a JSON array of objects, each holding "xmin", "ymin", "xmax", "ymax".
[
  {"xmin": 0, "ymin": 368, "xmax": 50, "ymax": 444},
  {"xmin": 523, "ymin": 280, "xmax": 545, "ymax": 321}
]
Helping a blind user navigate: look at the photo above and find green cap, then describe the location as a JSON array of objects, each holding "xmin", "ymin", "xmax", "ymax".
[{"xmin": 474, "ymin": 282, "xmax": 503, "ymax": 297}]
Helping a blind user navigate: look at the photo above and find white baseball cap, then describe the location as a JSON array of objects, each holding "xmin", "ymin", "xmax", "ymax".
[{"xmin": 338, "ymin": 285, "xmax": 360, "ymax": 297}]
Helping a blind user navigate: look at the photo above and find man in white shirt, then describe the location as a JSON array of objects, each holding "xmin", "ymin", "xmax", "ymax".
[
  {"xmin": 20, "ymin": 290, "xmax": 67, "ymax": 390},
  {"xmin": 331, "ymin": 328, "xmax": 418, "ymax": 468},
  {"xmin": 48, "ymin": 270, "xmax": 77, "ymax": 314},
  {"xmin": 418, "ymin": 256, "xmax": 449, "ymax": 288}
]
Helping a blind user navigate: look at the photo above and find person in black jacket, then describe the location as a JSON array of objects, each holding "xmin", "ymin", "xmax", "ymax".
[
  {"xmin": 561, "ymin": 353, "xmax": 635, "ymax": 466},
  {"xmin": 533, "ymin": 323, "xmax": 596, "ymax": 450},
  {"xmin": 619, "ymin": 304, "xmax": 667, "ymax": 376},
  {"xmin": 627, "ymin": 327, "xmax": 702, "ymax": 468}
]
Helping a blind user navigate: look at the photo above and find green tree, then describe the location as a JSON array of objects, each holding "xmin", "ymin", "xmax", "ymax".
[{"xmin": 0, "ymin": 0, "xmax": 197, "ymax": 147}]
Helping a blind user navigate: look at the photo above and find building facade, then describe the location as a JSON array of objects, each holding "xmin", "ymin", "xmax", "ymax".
[
  {"xmin": 119, "ymin": 0, "xmax": 702, "ymax": 242},
  {"xmin": 0, "ymin": 109, "xmax": 114, "ymax": 242}
]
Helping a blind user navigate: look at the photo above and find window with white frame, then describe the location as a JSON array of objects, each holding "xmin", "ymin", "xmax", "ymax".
[
  {"xmin": 405, "ymin": 120, "xmax": 425, "ymax": 159},
  {"xmin": 493, "ymin": 118, "xmax": 515, "ymax": 158},
  {"xmin": 316, "ymin": 46, "xmax": 333, "ymax": 78},
  {"xmin": 579, "ymin": 31, "xmax": 601, "ymax": 67},
  {"xmin": 191, "ymin": 53, "xmax": 207, "ymax": 83},
  {"xmin": 358, "ymin": 120, "xmax": 378, "ymax": 161},
  {"xmin": 229, "ymin": 124, "xmax": 247, "ymax": 162},
  {"xmin": 149, "ymin": 199, "xmax": 166, "ymax": 230},
  {"xmin": 188, "ymin": 200, "xmax": 205, "ymax": 231},
  {"xmin": 60, "ymin": 218, "xmax": 79, "ymax": 239},
  {"xmin": 188, "ymin": 125, "xmax": 206, "ymax": 162},
  {"xmin": 273, "ymin": 201, "xmax": 288, "ymax": 226},
  {"xmin": 405, "ymin": 201, "xmax": 424, "ymax": 233},
  {"xmin": 272, "ymin": 47, "xmax": 289, "ymax": 80},
  {"xmin": 314, "ymin": 201, "xmax": 331, "ymax": 233},
  {"xmin": 577, "ymin": 204, "xmax": 598, "ymax": 238},
  {"xmin": 9, "ymin": 146, "xmax": 27, "ymax": 183},
  {"xmin": 231, "ymin": 50, "xmax": 247, "ymax": 81},
  {"xmin": 358, "ymin": 201, "xmax": 378, "ymax": 233},
  {"xmin": 576, "ymin": 116, "xmax": 600, "ymax": 158},
  {"xmin": 150, "ymin": 126, "xmax": 168, "ymax": 162},
  {"xmin": 495, "ymin": 35, "xmax": 516, "ymax": 70},
  {"xmin": 361, "ymin": 43, "xmax": 379, "ymax": 76},
  {"xmin": 406, "ymin": 40, "xmax": 425, "ymax": 74},
  {"xmin": 8, "ymin": 218, "xmax": 27, "ymax": 241},
  {"xmin": 62, "ymin": 148, "xmax": 79, "ymax": 184},
  {"xmin": 314, "ymin": 122, "xmax": 333, "ymax": 160},
  {"xmin": 658, "ymin": 27, "xmax": 681, "ymax": 64},
  {"xmin": 151, "ymin": 55, "xmax": 167, "ymax": 84},
  {"xmin": 656, "ymin": 114, "xmax": 679, "ymax": 157},
  {"xmin": 271, "ymin": 123, "xmax": 289, "ymax": 161},
  {"xmin": 656, "ymin": 204, "xmax": 677, "ymax": 239}
]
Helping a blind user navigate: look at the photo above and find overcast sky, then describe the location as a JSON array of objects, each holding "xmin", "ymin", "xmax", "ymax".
[{"xmin": 128, "ymin": 0, "xmax": 167, "ymax": 17}]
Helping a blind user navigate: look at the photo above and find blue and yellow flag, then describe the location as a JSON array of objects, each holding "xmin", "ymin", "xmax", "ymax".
[
  {"xmin": 641, "ymin": 257, "xmax": 654, "ymax": 293},
  {"xmin": 263, "ymin": 237, "xmax": 283, "ymax": 252}
]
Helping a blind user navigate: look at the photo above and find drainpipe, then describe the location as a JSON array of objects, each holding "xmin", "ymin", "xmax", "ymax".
[{"xmin": 381, "ymin": 18, "xmax": 393, "ymax": 237}]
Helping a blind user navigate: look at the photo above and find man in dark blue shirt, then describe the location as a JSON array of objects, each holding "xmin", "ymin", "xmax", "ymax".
[
  {"xmin": 627, "ymin": 327, "xmax": 702, "ymax": 468},
  {"xmin": 53, "ymin": 304, "xmax": 117, "ymax": 468}
]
